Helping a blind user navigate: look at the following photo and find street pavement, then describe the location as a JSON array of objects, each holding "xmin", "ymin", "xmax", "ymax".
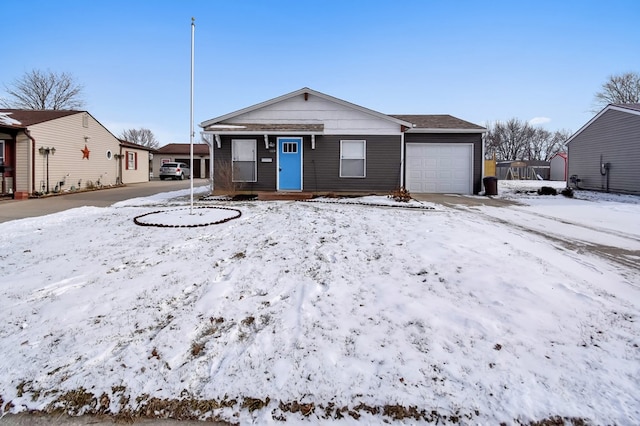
[{"xmin": 0, "ymin": 179, "xmax": 210, "ymax": 223}]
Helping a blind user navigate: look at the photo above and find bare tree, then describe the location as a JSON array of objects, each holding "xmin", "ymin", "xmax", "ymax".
[
  {"xmin": 119, "ymin": 128, "xmax": 159, "ymax": 149},
  {"xmin": 485, "ymin": 119, "xmax": 570, "ymax": 161},
  {"xmin": 1, "ymin": 69, "xmax": 85, "ymax": 110},
  {"xmin": 528, "ymin": 128, "xmax": 571, "ymax": 161},
  {"xmin": 592, "ymin": 71, "xmax": 640, "ymax": 112},
  {"xmin": 485, "ymin": 118, "xmax": 534, "ymax": 160}
]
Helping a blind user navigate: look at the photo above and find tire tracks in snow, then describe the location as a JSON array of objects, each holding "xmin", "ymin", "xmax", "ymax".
[{"xmin": 443, "ymin": 203, "xmax": 640, "ymax": 280}]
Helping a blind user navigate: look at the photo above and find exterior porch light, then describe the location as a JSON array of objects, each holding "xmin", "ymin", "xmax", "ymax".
[
  {"xmin": 311, "ymin": 134, "xmax": 315, "ymax": 150},
  {"xmin": 214, "ymin": 134, "xmax": 221, "ymax": 149},
  {"xmin": 38, "ymin": 146, "xmax": 56, "ymax": 193},
  {"xmin": 264, "ymin": 135, "xmax": 269, "ymax": 149}
]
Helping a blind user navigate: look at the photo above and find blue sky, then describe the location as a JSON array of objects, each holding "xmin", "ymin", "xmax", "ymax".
[{"xmin": 2, "ymin": 0, "xmax": 639, "ymax": 146}]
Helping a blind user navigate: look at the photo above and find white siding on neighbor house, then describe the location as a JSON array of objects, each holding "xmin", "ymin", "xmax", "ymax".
[
  {"xmin": 228, "ymin": 94, "xmax": 402, "ymax": 135},
  {"xmin": 28, "ymin": 113, "xmax": 121, "ymax": 191},
  {"xmin": 122, "ymin": 148, "xmax": 150, "ymax": 184},
  {"xmin": 567, "ymin": 109, "xmax": 640, "ymax": 194}
]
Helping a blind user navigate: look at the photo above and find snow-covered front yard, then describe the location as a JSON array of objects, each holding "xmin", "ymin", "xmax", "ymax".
[{"xmin": 0, "ymin": 181, "xmax": 639, "ymax": 425}]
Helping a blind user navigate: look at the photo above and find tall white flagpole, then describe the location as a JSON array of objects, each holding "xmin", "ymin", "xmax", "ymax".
[{"xmin": 189, "ymin": 17, "xmax": 195, "ymax": 214}]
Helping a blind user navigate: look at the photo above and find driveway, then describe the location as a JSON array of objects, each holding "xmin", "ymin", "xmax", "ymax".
[
  {"xmin": 0, "ymin": 179, "xmax": 210, "ymax": 223},
  {"xmin": 413, "ymin": 193, "xmax": 640, "ymax": 273}
]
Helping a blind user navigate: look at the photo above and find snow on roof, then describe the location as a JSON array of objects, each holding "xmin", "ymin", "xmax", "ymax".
[{"xmin": 0, "ymin": 112, "xmax": 22, "ymax": 127}]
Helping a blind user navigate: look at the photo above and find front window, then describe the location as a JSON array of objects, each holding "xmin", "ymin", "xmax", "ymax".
[
  {"xmin": 232, "ymin": 139, "xmax": 257, "ymax": 182},
  {"xmin": 127, "ymin": 151, "xmax": 137, "ymax": 170},
  {"xmin": 340, "ymin": 140, "xmax": 366, "ymax": 178}
]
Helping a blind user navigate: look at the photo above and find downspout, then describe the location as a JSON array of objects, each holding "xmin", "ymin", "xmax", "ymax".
[
  {"xmin": 25, "ymin": 129, "xmax": 36, "ymax": 194},
  {"xmin": 400, "ymin": 129, "xmax": 405, "ymax": 188}
]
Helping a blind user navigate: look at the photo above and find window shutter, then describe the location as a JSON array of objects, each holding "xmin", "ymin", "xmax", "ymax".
[
  {"xmin": 125, "ymin": 151, "xmax": 129, "ymax": 170},
  {"xmin": 134, "ymin": 152, "xmax": 138, "ymax": 170}
]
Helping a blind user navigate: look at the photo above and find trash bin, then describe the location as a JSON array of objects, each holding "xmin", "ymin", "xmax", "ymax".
[{"xmin": 483, "ymin": 176, "xmax": 498, "ymax": 196}]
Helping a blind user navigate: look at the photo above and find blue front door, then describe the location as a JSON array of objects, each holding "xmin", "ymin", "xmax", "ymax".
[{"xmin": 278, "ymin": 137, "xmax": 302, "ymax": 190}]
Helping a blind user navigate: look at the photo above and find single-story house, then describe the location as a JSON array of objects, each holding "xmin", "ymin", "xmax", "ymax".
[
  {"xmin": 119, "ymin": 140, "xmax": 154, "ymax": 184},
  {"xmin": 549, "ymin": 152, "xmax": 567, "ymax": 181},
  {"xmin": 153, "ymin": 143, "xmax": 211, "ymax": 179},
  {"xmin": 0, "ymin": 109, "xmax": 150, "ymax": 198},
  {"xmin": 566, "ymin": 103, "xmax": 640, "ymax": 194},
  {"xmin": 199, "ymin": 87, "xmax": 486, "ymax": 195}
]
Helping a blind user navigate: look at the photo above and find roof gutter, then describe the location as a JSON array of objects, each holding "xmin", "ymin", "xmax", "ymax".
[{"xmin": 405, "ymin": 128, "xmax": 487, "ymax": 134}]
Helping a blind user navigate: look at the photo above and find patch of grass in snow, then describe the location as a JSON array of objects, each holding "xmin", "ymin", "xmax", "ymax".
[{"xmin": 0, "ymin": 385, "xmax": 595, "ymax": 425}]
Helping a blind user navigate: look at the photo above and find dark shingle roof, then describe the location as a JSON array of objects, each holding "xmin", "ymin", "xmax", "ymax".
[
  {"xmin": 389, "ymin": 114, "xmax": 485, "ymax": 130},
  {"xmin": 156, "ymin": 143, "xmax": 210, "ymax": 155},
  {"xmin": 0, "ymin": 109, "xmax": 81, "ymax": 126}
]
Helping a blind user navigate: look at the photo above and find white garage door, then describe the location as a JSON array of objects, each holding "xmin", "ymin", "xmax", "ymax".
[{"xmin": 406, "ymin": 143, "xmax": 473, "ymax": 194}]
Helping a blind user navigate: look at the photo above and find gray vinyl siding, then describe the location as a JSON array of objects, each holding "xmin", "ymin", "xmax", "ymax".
[
  {"xmin": 303, "ymin": 135, "xmax": 402, "ymax": 193},
  {"xmin": 404, "ymin": 133, "xmax": 483, "ymax": 194},
  {"xmin": 567, "ymin": 109, "xmax": 640, "ymax": 194},
  {"xmin": 213, "ymin": 134, "xmax": 401, "ymax": 193},
  {"xmin": 214, "ymin": 136, "xmax": 277, "ymax": 191}
]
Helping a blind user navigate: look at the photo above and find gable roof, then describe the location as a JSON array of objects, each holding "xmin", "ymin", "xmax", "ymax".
[
  {"xmin": 565, "ymin": 103, "xmax": 640, "ymax": 146},
  {"xmin": 156, "ymin": 143, "xmax": 210, "ymax": 156},
  {"xmin": 200, "ymin": 87, "xmax": 414, "ymax": 130},
  {"xmin": 390, "ymin": 114, "xmax": 486, "ymax": 133},
  {"xmin": 0, "ymin": 109, "xmax": 81, "ymax": 127}
]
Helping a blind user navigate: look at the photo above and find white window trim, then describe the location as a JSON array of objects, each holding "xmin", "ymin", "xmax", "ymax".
[
  {"xmin": 232, "ymin": 139, "xmax": 257, "ymax": 182},
  {"xmin": 0, "ymin": 140, "xmax": 4, "ymax": 165},
  {"xmin": 339, "ymin": 139, "xmax": 366, "ymax": 178}
]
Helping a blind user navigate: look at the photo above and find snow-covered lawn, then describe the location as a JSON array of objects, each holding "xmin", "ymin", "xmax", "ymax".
[{"xmin": 0, "ymin": 181, "xmax": 639, "ymax": 425}]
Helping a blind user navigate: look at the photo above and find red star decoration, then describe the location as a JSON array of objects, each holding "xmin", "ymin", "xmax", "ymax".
[{"xmin": 81, "ymin": 145, "xmax": 90, "ymax": 159}]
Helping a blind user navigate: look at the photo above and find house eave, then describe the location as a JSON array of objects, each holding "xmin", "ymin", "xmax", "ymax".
[
  {"xmin": 406, "ymin": 128, "xmax": 487, "ymax": 134},
  {"xmin": 199, "ymin": 87, "xmax": 414, "ymax": 129},
  {"xmin": 202, "ymin": 130, "xmax": 323, "ymax": 136},
  {"xmin": 565, "ymin": 104, "xmax": 640, "ymax": 146}
]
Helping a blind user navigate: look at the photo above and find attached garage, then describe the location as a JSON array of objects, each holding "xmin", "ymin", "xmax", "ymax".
[
  {"xmin": 406, "ymin": 143, "xmax": 473, "ymax": 194},
  {"xmin": 392, "ymin": 115, "xmax": 486, "ymax": 195}
]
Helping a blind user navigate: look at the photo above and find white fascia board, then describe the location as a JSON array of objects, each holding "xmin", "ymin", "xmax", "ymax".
[
  {"xmin": 406, "ymin": 128, "xmax": 487, "ymax": 134},
  {"xmin": 201, "ymin": 130, "xmax": 322, "ymax": 136},
  {"xmin": 199, "ymin": 87, "xmax": 414, "ymax": 129}
]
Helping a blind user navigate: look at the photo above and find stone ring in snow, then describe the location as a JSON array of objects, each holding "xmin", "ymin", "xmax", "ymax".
[{"xmin": 133, "ymin": 206, "xmax": 242, "ymax": 228}]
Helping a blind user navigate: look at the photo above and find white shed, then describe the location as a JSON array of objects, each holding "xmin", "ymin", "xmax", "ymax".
[{"xmin": 550, "ymin": 152, "xmax": 567, "ymax": 181}]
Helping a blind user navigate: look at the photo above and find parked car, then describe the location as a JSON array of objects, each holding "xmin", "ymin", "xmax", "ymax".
[{"xmin": 159, "ymin": 162, "xmax": 191, "ymax": 180}]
